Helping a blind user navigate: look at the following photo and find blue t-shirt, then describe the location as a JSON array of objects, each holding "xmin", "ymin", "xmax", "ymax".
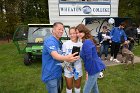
[
  {"xmin": 80, "ymin": 39, "xmax": 106, "ymax": 75},
  {"xmin": 42, "ymin": 35, "xmax": 62, "ymax": 83}
]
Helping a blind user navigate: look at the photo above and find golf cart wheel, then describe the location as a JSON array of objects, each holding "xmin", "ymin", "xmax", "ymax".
[{"xmin": 24, "ymin": 54, "xmax": 32, "ymax": 66}]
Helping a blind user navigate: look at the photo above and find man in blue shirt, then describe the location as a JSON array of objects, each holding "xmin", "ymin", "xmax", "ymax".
[
  {"xmin": 110, "ymin": 22, "xmax": 127, "ymax": 63},
  {"xmin": 42, "ymin": 22, "xmax": 79, "ymax": 93}
]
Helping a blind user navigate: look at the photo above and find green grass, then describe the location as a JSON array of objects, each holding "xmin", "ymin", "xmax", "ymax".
[
  {"xmin": 133, "ymin": 45, "xmax": 140, "ymax": 56},
  {"xmin": 99, "ymin": 65, "xmax": 140, "ymax": 93},
  {"xmin": 0, "ymin": 43, "xmax": 46, "ymax": 93},
  {"xmin": 0, "ymin": 43, "xmax": 140, "ymax": 93}
]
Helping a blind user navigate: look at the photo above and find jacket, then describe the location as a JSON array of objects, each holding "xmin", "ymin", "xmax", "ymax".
[{"xmin": 80, "ymin": 39, "xmax": 106, "ymax": 75}]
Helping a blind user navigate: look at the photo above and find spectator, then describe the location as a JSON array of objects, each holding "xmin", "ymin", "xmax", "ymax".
[
  {"xmin": 125, "ymin": 23, "xmax": 137, "ymax": 51},
  {"xmin": 98, "ymin": 26, "xmax": 111, "ymax": 60},
  {"xmin": 110, "ymin": 22, "xmax": 127, "ymax": 63},
  {"xmin": 137, "ymin": 24, "xmax": 140, "ymax": 45},
  {"xmin": 42, "ymin": 22, "xmax": 79, "ymax": 93}
]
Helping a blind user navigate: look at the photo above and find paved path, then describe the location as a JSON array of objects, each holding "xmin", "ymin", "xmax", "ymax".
[{"xmin": 101, "ymin": 54, "xmax": 140, "ymax": 66}]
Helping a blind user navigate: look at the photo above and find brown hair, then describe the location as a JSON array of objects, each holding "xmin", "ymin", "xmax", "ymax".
[
  {"xmin": 75, "ymin": 24, "xmax": 97, "ymax": 45},
  {"xmin": 120, "ymin": 22, "xmax": 126, "ymax": 27},
  {"xmin": 103, "ymin": 26, "xmax": 107, "ymax": 29}
]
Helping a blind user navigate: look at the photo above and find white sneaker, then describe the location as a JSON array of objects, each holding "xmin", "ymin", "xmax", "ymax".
[
  {"xmin": 113, "ymin": 59, "xmax": 120, "ymax": 63},
  {"xmin": 110, "ymin": 57, "xmax": 114, "ymax": 61}
]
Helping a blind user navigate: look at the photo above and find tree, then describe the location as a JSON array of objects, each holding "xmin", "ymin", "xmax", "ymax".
[
  {"xmin": 119, "ymin": 0, "xmax": 140, "ymax": 24},
  {"xmin": 0, "ymin": 0, "xmax": 49, "ymax": 40}
]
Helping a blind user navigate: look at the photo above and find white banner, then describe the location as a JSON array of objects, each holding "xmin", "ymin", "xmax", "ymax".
[{"xmin": 59, "ymin": 4, "xmax": 110, "ymax": 16}]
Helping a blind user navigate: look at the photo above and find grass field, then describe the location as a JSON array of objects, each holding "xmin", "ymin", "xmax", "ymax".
[
  {"xmin": 0, "ymin": 42, "xmax": 140, "ymax": 93},
  {"xmin": 133, "ymin": 45, "xmax": 140, "ymax": 56}
]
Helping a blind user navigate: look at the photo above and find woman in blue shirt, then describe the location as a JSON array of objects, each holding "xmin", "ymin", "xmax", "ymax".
[{"xmin": 76, "ymin": 24, "xmax": 106, "ymax": 93}]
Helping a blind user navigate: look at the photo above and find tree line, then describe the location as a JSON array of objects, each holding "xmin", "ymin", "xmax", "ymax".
[
  {"xmin": 119, "ymin": 0, "xmax": 140, "ymax": 24},
  {"xmin": 0, "ymin": 0, "xmax": 140, "ymax": 40},
  {"xmin": 0, "ymin": 0, "xmax": 49, "ymax": 40}
]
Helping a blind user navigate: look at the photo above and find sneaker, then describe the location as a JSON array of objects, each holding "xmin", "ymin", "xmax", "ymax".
[
  {"xmin": 113, "ymin": 59, "xmax": 120, "ymax": 63},
  {"xmin": 110, "ymin": 57, "xmax": 114, "ymax": 61}
]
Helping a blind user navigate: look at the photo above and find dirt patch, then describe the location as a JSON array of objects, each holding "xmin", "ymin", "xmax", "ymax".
[{"xmin": 0, "ymin": 40, "xmax": 11, "ymax": 45}]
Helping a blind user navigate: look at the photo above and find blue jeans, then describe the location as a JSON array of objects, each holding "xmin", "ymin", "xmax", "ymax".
[
  {"xmin": 45, "ymin": 78, "xmax": 61, "ymax": 93},
  {"xmin": 99, "ymin": 44, "xmax": 109, "ymax": 57},
  {"xmin": 83, "ymin": 72, "xmax": 100, "ymax": 93}
]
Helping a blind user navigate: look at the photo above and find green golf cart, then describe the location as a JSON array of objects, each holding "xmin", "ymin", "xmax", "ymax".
[{"xmin": 13, "ymin": 24, "xmax": 69, "ymax": 65}]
